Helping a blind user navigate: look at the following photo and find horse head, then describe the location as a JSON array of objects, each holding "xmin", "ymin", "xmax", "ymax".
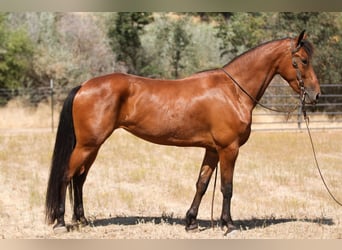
[{"xmin": 279, "ymin": 30, "xmax": 321, "ymax": 104}]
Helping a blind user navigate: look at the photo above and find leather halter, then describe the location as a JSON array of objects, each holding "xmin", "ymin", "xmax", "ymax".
[{"xmin": 291, "ymin": 39, "xmax": 307, "ymax": 117}]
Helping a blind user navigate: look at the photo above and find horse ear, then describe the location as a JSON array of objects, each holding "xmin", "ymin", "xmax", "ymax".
[{"xmin": 296, "ymin": 30, "xmax": 306, "ymax": 47}]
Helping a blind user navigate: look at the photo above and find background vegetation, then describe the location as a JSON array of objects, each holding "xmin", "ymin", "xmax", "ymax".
[{"xmin": 1, "ymin": 12, "xmax": 342, "ymax": 105}]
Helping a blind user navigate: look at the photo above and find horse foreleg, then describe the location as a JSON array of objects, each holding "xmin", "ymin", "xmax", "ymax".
[
  {"xmin": 219, "ymin": 145, "xmax": 239, "ymax": 234},
  {"xmin": 185, "ymin": 149, "xmax": 218, "ymax": 231}
]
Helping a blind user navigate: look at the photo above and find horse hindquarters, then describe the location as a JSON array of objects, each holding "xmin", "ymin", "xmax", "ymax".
[
  {"xmin": 46, "ymin": 84, "xmax": 107, "ymax": 231},
  {"xmin": 64, "ymin": 83, "xmax": 125, "ymax": 228}
]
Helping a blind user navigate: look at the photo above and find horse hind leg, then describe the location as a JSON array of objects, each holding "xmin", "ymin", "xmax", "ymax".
[
  {"xmin": 71, "ymin": 173, "xmax": 88, "ymax": 226},
  {"xmin": 185, "ymin": 149, "xmax": 219, "ymax": 231},
  {"xmin": 69, "ymin": 146, "xmax": 100, "ymax": 222},
  {"xmin": 53, "ymin": 145, "xmax": 100, "ymax": 232}
]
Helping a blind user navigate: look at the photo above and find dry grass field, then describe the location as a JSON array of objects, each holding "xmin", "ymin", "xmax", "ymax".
[{"xmin": 0, "ymin": 102, "xmax": 341, "ymax": 239}]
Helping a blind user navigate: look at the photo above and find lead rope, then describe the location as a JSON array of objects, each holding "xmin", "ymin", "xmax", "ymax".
[
  {"xmin": 221, "ymin": 68, "xmax": 299, "ymax": 115},
  {"xmin": 303, "ymin": 112, "xmax": 342, "ymax": 207},
  {"xmin": 225, "ymin": 64, "xmax": 342, "ymax": 207},
  {"xmin": 210, "ymin": 66, "xmax": 342, "ymax": 229},
  {"xmin": 211, "ymin": 166, "xmax": 218, "ymax": 229},
  {"xmin": 210, "ymin": 68, "xmax": 301, "ymax": 230},
  {"xmin": 301, "ymin": 87, "xmax": 342, "ymax": 207}
]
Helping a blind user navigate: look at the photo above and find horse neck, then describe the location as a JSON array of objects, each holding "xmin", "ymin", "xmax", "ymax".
[{"xmin": 223, "ymin": 38, "xmax": 290, "ymax": 108}]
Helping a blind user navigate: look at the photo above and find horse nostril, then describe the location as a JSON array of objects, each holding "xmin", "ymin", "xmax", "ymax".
[{"xmin": 316, "ymin": 93, "xmax": 320, "ymax": 101}]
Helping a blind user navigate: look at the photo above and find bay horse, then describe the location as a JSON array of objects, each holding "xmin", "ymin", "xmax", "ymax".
[{"xmin": 46, "ymin": 30, "xmax": 320, "ymax": 233}]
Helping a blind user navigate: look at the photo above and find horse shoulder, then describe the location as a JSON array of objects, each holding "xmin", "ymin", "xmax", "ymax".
[{"xmin": 204, "ymin": 84, "xmax": 252, "ymax": 149}]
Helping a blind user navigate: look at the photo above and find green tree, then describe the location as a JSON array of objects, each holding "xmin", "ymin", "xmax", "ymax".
[
  {"xmin": 0, "ymin": 13, "xmax": 34, "ymax": 104},
  {"xmin": 142, "ymin": 14, "xmax": 198, "ymax": 79},
  {"xmin": 5, "ymin": 12, "xmax": 117, "ymax": 104},
  {"xmin": 169, "ymin": 19, "xmax": 191, "ymax": 78},
  {"xmin": 215, "ymin": 12, "xmax": 272, "ymax": 60},
  {"xmin": 108, "ymin": 12, "xmax": 153, "ymax": 75}
]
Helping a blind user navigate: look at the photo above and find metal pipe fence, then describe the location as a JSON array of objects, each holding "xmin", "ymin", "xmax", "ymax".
[
  {"xmin": 1, "ymin": 82, "xmax": 342, "ymax": 132},
  {"xmin": 253, "ymin": 83, "xmax": 342, "ymax": 131}
]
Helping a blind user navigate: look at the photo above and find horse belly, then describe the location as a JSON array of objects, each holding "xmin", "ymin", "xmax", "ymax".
[
  {"xmin": 127, "ymin": 130, "xmax": 214, "ymax": 148},
  {"xmin": 119, "ymin": 108, "xmax": 214, "ymax": 148}
]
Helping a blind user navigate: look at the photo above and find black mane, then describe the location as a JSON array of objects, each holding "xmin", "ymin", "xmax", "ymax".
[
  {"xmin": 221, "ymin": 36, "xmax": 315, "ymax": 68},
  {"xmin": 301, "ymin": 39, "xmax": 314, "ymax": 59},
  {"xmin": 195, "ymin": 36, "xmax": 314, "ymax": 75}
]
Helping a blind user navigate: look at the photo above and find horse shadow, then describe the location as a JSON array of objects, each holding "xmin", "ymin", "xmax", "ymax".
[{"xmin": 89, "ymin": 214, "xmax": 334, "ymax": 232}]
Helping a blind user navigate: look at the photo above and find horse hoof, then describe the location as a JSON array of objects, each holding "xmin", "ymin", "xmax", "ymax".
[
  {"xmin": 79, "ymin": 217, "xmax": 89, "ymax": 227},
  {"xmin": 223, "ymin": 223, "xmax": 238, "ymax": 236},
  {"xmin": 185, "ymin": 223, "xmax": 199, "ymax": 232},
  {"xmin": 73, "ymin": 218, "xmax": 89, "ymax": 227},
  {"xmin": 53, "ymin": 225, "xmax": 68, "ymax": 234}
]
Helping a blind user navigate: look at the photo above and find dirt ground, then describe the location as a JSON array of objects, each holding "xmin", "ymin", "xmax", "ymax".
[{"xmin": 0, "ymin": 126, "xmax": 341, "ymax": 239}]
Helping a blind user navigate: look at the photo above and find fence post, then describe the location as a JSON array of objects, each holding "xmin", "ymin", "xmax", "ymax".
[{"xmin": 50, "ymin": 79, "xmax": 54, "ymax": 133}]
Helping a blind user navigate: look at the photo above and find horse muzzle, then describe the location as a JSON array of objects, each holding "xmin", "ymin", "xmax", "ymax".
[{"xmin": 305, "ymin": 89, "xmax": 320, "ymax": 105}]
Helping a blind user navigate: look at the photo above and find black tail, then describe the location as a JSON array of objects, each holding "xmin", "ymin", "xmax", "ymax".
[{"xmin": 45, "ymin": 85, "xmax": 82, "ymax": 225}]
